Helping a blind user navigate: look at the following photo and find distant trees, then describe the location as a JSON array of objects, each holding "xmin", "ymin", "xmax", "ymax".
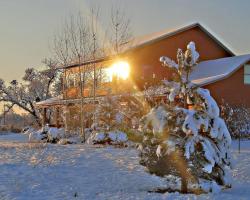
[{"xmin": 0, "ymin": 59, "xmax": 61, "ymax": 126}]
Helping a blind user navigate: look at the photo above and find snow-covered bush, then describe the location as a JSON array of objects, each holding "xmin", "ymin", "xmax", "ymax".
[
  {"xmin": 109, "ymin": 130, "xmax": 128, "ymax": 144},
  {"xmin": 138, "ymin": 42, "xmax": 232, "ymax": 193},
  {"xmin": 29, "ymin": 129, "xmax": 47, "ymax": 142},
  {"xmin": 28, "ymin": 125, "xmax": 68, "ymax": 143},
  {"xmin": 89, "ymin": 92, "xmax": 143, "ymax": 145},
  {"xmin": 221, "ymin": 101, "xmax": 250, "ymax": 138},
  {"xmin": 87, "ymin": 130, "xmax": 128, "ymax": 145},
  {"xmin": 47, "ymin": 127, "xmax": 65, "ymax": 143}
]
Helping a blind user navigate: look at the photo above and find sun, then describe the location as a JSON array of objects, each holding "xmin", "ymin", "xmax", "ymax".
[{"xmin": 108, "ymin": 61, "xmax": 130, "ymax": 80}]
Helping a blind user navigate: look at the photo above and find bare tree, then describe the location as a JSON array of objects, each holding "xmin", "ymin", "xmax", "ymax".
[
  {"xmin": 67, "ymin": 13, "xmax": 90, "ymax": 141},
  {"xmin": 109, "ymin": 4, "xmax": 132, "ymax": 54},
  {"xmin": 0, "ymin": 61, "xmax": 60, "ymax": 126},
  {"xmin": 89, "ymin": 7, "xmax": 100, "ymax": 127}
]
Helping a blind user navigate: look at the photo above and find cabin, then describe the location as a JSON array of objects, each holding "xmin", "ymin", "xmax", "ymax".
[{"xmin": 36, "ymin": 23, "xmax": 250, "ymax": 130}]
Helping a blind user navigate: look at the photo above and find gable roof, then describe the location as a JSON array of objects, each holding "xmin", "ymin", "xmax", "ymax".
[
  {"xmin": 191, "ymin": 54, "xmax": 250, "ymax": 86},
  {"xmin": 120, "ymin": 23, "xmax": 235, "ymax": 56},
  {"xmin": 62, "ymin": 23, "xmax": 234, "ymax": 69}
]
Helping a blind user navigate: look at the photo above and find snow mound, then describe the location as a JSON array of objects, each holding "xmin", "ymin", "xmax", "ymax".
[
  {"xmin": 109, "ymin": 131, "xmax": 128, "ymax": 143},
  {"xmin": 47, "ymin": 128, "xmax": 65, "ymax": 143},
  {"xmin": 28, "ymin": 130, "xmax": 46, "ymax": 142},
  {"xmin": 28, "ymin": 127, "xmax": 66, "ymax": 143},
  {"xmin": 87, "ymin": 130, "xmax": 128, "ymax": 145}
]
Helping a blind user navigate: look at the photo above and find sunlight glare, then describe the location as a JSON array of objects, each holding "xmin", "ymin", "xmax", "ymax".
[{"xmin": 108, "ymin": 61, "xmax": 130, "ymax": 80}]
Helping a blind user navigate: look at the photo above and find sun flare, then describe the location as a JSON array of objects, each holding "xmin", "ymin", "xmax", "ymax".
[{"xmin": 108, "ymin": 61, "xmax": 130, "ymax": 80}]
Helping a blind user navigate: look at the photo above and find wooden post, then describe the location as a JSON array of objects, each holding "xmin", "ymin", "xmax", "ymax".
[
  {"xmin": 78, "ymin": 65, "xmax": 85, "ymax": 142},
  {"xmin": 42, "ymin": 107, "xmax": 47, "ymax": 127},
  {"xmin": 238, "ymin": 133, "xmax": 241, "ymax": 153},
  {"xmin": 3, "ymin": 104, "xmax": 6, "ymax": 126},
  {"xmin": 56, "ymin": 107, "xmax": 60, "ymax": 128},
  {"xmin": 64, "ymin": 105, "xmax": 69, "ymax": 132}
]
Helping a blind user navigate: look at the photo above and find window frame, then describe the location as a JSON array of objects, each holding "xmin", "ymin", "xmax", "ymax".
[{"xmin": 244, "ymin": 64, "xmax": 250, "ymax": 85}]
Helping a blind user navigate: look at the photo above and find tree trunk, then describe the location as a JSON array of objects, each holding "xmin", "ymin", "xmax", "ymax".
[{"xmin": 181, "ymin": 175, "xmax": 188, "ymax": 193}]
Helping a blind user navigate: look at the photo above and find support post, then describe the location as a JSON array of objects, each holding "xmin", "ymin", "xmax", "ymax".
[
  {"xmin": 42, "ymin": 107, "xmax": 47, "ymax": 127},
  {"xmin": 238, "ymin": 133, "xmax": 241, "ymax": 153},
  {"xmin": 64, "ymin": 105, "xmax": 69, "ymax": 133},
  {"xmin": 56, "ymin": 107, "xmax": 60, "ymax": 128},
  {"xmin": 78, "ymin": 65, "xmax": 85, "ymax": 143},
  {"xmin": 3, "ymin": 104, "xmax": 6, "ymax": 126}
]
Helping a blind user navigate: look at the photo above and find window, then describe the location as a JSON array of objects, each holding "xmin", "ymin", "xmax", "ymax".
[
  {"xmin": 244, "ymin": 64, "xmax": 250, "ymax": 84},
  {"xmin": 101, "ymin": 68, "xmax": 112, "ymax": 83}
]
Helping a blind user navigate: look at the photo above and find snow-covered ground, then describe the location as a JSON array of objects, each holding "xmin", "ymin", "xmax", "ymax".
[{"xmin": 0, "ymin": 133, "xmax": 250, "ymax": 200}]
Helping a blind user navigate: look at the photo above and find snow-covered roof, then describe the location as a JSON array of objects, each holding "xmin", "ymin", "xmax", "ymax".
[
  {"xmin": 120, "ymin": 23, "xmax": 234, "ymax": 56},
  {"xmin": 35, "ymin": 95, "xmax": 63, "ymax": 107},
  {"xmin": 36, "ymin": 95, "xmax": 106, "ymax": 107},
  {"xmin": 191, "ymin": 54, "xmax": 250, "ymax": 86}
]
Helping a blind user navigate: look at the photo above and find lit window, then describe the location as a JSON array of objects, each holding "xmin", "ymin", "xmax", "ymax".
[{"xmin": 244, "ymin": 64, "xmax": 250, "ymax": 84}]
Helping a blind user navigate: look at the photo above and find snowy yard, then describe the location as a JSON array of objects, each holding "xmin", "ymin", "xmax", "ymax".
[{"xmin": 0, "ymin": 133, "xmax": 250, "ymax": 200}]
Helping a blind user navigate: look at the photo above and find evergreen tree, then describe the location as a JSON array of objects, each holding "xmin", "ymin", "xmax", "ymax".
[{"xmin": 138, "ymin": 42, "xmax": 232, "ymax": 193}]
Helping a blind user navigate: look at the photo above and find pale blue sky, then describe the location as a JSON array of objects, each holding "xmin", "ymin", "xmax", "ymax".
[{"xmin": 0, "ymin": 0, "xmax": 250, "ymax": 82}]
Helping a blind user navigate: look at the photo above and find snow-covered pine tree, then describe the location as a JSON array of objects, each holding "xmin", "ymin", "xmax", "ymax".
[{"xmin": 138, "ymin": 42, "xmax": 232, "ymax": 193}]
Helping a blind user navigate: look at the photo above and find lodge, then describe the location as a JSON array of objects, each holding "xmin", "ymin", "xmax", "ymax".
[{"xmin": 36, "ymin": 23, "xmax": 250, "ymax": 131}]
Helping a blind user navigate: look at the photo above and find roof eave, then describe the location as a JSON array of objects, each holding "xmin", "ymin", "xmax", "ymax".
[{"xmin": 194, "ymin": 59, "xmax": 250, "ymax": 87}]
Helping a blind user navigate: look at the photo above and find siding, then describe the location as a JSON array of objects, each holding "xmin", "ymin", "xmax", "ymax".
[
  {"xmin": 205, "ymin": 62, "xmax": 250, "ymax": 107},
  {"xmin": 124, "ymin": 26, "xmax": 232, "ymax": 89}
]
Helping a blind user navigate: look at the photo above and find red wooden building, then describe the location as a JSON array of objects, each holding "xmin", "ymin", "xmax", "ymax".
[{"xmin": 37, "ymin": 23, "xmax": 250, "ymax": 128}]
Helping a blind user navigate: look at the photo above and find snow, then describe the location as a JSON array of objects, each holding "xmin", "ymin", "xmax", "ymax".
[
  {"xmin": 108, "ymin": 130, "xmax": 128, "ymax": 143},
  {"xmin": 1, "ymin": 133, "xmax": 250, "ymax": 199},
  {"xmin": 87, "ymin": 131, "xmax": 128, "ymax": 145},
  {"xmin": 199, "ymin": 180, "xmax": 221, "ymax": 194},
  {"xmin": 0, "ymin": 133, "xmax": 28, "ymax": 142},
  {"xmin": 160, "ymin": 56, "xmax": 179, "ymax": 69},
  {"xmin": 28, "ymin": 130, "xmax": 45, "ymax": 142},
  {"xmin": 35, "ymin": 95, "xmax": 63, "ymax": 107},
  {"xmin": 47, "ymin": 127, "xmax": 65, "ymax": 141},
  {"xmin": 187, "ymin": 41, "xmax": 199, "ymax": 64},
  {"xmin": 92, "ymin": 132, "xmax": 106, "ymax": 142},
  {"xmin": 141, "ymin": 105, "xmax": 169, "ymax": 134},
  {"xmin": 190, "ymin": 54, "xmax": 250, "ymax": 86},
  {"xmin": 197, "ymin": 88, "xmax": 219, "ymax": 117}
]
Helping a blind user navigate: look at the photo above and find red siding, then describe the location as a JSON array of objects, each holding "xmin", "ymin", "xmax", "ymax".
[
  {"xmin": 124, "ymin": 26, "xmax": 232, "ymax": 89},
  {"xmin": 205, "ymin": 63, "xmax": 250, "ymax": 107}
]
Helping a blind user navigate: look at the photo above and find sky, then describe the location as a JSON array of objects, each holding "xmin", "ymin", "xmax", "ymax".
[{"xmin": 0, "ymin": 0, "xmax": 250, "ymax": 83}]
